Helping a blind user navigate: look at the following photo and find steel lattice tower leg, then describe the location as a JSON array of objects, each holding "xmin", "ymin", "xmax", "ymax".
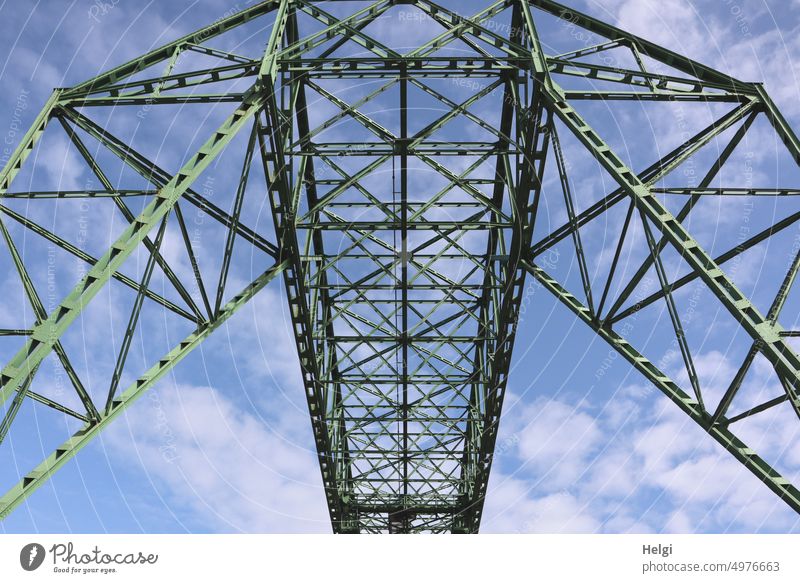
[{"xmin": 1, "ymin": 0, "xmax": 800, "ymax": 533}]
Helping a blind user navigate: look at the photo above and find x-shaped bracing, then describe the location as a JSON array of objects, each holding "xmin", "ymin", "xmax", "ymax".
[{"xmin": 1, "ymin": 0, "xmax": 800, "ymax": 534}]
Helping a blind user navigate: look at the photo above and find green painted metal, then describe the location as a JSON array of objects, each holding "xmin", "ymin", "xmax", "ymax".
[
  {"xmin": 2, "ymin": 0, "xmax": 800, "ymax": 533},
  {"xmin": 0, "ymin": 261, "xmax": 288, "ymax": 518}
]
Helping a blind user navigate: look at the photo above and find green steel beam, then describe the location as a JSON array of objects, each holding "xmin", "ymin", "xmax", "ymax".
[
  {"xmin": 0, "ymin": 86, "xmax": 274, "ymax": 406},
  {"xmin": 523, "ymin": 261, "xmax": 800, "ymax": 514},
  {"xmin": 0, "ymin": 261, "xmax": 288, "ymax": 519},
  {"xmin": 2, "ymin": 0, "xmax": 800, "ymax": 535},
  {"xmin": 66, "ymin": 1, "xmax": 281, "ymax": 94},
  {"xmin": 0, "ymin": 90, "xmax": 62, "ymax": 194},
  {"xmin": 0, "ymin": 0, "xmax": 287, "ymax": 515},
  {"xmin": 602, "ymin": 109, "xmax": 758, "ymax": 323},
  {"xmin": 0, "ymin": 204, "xmax": 195, "ymax": 321},
  {"xmin": 58, "ymin": 107, "xmax": 279, "ymax": 259},
  {"xmin": 539, "ymin": 85, "xmax": 800, "ymax": 420},
  {"xmin": 530, "ymin": 0, "xmax": 755, "ymax": 93},
  {"xmin": 531, "ymin": 100, "xmax": 760, "ymax": 258}
]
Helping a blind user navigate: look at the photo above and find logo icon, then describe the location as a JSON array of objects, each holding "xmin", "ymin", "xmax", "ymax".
[{"xmin": 20, "ymin": 543, "xmax": 46, "ymax": 571}]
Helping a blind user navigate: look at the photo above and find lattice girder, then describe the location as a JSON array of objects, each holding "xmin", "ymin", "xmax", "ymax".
[{"xmin": 1, "ymin": 0, "xmax": 800, "ymax": 534}]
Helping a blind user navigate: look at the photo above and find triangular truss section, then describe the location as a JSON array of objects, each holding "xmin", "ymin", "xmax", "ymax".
[{"xmin": 2, "ymin": 0, "xmax": 800, "ymax": 534}]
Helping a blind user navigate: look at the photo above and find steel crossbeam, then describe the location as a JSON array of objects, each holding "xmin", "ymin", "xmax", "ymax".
[{"xmin": 2, "ymin": 0, "xmax": 800, "ymax": 534}]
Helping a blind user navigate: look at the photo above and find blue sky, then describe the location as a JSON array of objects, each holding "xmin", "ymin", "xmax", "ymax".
[{"xmin": 1, "ymin": 0, "xmax": 800, "ymax": 534}]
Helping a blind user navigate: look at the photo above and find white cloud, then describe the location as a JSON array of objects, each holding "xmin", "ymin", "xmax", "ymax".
[
  {"xmin": 483, "ymin": 474, "xmax": 602, "ymax": 533},
  {"xmin": 4, "ymin": 0, "xmax": 800, "ymax": 536},
  {"xmin": 103, "ymin": 381, "xmax": 330, "ymax": 533},
  {"xmin": 484, "ymin": 358, "xmax": 800, "ymax": 533},
  {"xmin": 505, "ymin": 396, "xmax": 602, "ymax": 489}
]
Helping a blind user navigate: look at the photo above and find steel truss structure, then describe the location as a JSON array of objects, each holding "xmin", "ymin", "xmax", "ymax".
[{"xmin": 2, "ymin": 0, "xmax": 800, "ymax": 533}]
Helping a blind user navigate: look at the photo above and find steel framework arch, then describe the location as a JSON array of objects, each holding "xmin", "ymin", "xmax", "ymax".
[{"xmin": 1, "ymin": 0, "xmax": 800, "ymax": 533}]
